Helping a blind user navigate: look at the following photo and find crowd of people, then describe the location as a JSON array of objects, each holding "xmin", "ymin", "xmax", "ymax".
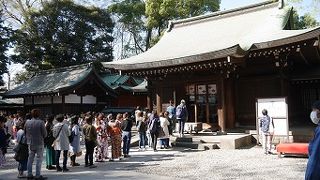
[{"xmin": 0, "ymin": 99, "xmax": 188, "ymax": 180}]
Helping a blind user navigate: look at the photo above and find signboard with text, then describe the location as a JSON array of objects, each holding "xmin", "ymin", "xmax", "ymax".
[{"xmin": 256, "ymin": 97, "xmax": 289, "ymax": 144}]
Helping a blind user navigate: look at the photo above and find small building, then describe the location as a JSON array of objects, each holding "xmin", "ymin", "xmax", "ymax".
[
  {"xmin": 103, "ymin": 1, "xmax": 320, "ymax": 131},
  {"xmin": 0, "ymin": 96, "xmax": 23, "ymax": 115},
  {"xmin": 3, "ymin": 63, "xmax": 148, "ymax": 115},
  {"xmin": 100, "ymin": 73, "xmax": 148, "ymax": 107}
]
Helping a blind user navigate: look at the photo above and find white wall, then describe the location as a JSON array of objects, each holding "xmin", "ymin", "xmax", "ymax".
[
  {"xmin": 65, "ymin": 94, "xmax": 81, "ymax": 104},
  {"xmin": 34, "ymin": 96, "xmax": 51, "ymax": 105},
  {"xmin": 53, "ymin": 96, "xmax": 62, "ymax": 104},
  {"xmin": 82, "ymin": 95, "xmax": 96, "ymax": 104}
]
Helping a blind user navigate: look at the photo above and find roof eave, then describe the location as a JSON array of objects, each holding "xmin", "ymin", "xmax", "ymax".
[
  {"xmin": 104, "ymin": 45, "xmax": 246, "ymax": 71},
  {"xmin": 250, "ymin": 28, "xmax": 320, "ymax": 50}
]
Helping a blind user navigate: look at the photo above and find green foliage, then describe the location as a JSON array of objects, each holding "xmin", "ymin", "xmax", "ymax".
[
  {"xmin": 0, "ymin": 10, "xmax": 13, "ymax": 86},
  {"xmin": 13, "ymin": 70, "xmax": 35, "ymax": 85},
  {"xmin": 108, "ymin": 0, "xmax": 146, "ymax": 57},
  {"xmin": 12, "ymin": 0, "xmax": 114, "ymax": 71},
  {"xmin": 146, "ymin": 0, "xmax": 220, "ymax": 33},
  {"xmin": 292, "ymin": 9, "xmax": 319, "ymax": 29},
  {"xmin": 110, "ymin": 0, "xmax": 220, "ymax": 58}
]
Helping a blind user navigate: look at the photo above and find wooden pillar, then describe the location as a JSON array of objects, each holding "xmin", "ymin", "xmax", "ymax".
[
  {"xmin": 51, "ymin": 96, "xmax": 54, "ymax": 115},
  {"xmin": 147, "ymin": 94, "xmax": 152, "ymax": 111},
  {"xmin": 280, "ymin": 77, "xmax": 288, "ymax": 96},
  {"xmin": 218, "ymin": 78, "xmax": 226, "ymax": 133},
  {"xmin": 147, "ymin": 79, "xmax": 152, "ymax": 111},
  {"xmin": 206, "ymin": 103, "xmax": 210, "ymax": 124},
  {"xmin": 156, "ymin": 88, "xmax": 162, "ymax": 114},
  {"xmin": 225, "ymin": 78, "xmax": 235, "ymax": 129},
  {"xmin": 194, "ymin": 105, "xmax": 198, "ymax": 123},
  {"xmin": 173, "ymin": 90, "xmax": 176, "ymax": 106},
  {"xmin": 81, "ymin": 96, "xmax": 83, "ymax": 114},
  {"xmin": 62, "ymin": 95, "xmax": 65, "ymax": 114}
]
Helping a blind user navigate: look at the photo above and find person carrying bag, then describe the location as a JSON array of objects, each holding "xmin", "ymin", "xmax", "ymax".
[
  {"xmin": 14, "ymin": 120, "xmax": 28, "ymax": 178},
  {"xmin": 51, "ymin": 125, "xmax": 63, "ymax": 148}
]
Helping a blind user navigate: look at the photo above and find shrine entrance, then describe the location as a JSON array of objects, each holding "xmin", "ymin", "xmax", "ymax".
[{"xmin": 186, "ymin": 83, "xmax": 218, "ymax": 124}]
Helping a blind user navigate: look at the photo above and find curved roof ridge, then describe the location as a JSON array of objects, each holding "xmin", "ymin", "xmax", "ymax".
[{"xmin": 168, "ymin": 0, "xmax": 279, "ymax": 30}]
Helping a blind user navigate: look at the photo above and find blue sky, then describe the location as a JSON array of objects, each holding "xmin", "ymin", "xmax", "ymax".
[
  {"xmin": 221, "ymin": 0, "xmax": 319, "ymax": 21},
  {"xmin": 221, "ymin": 0, "xmax": 265, "ymax": 10}
]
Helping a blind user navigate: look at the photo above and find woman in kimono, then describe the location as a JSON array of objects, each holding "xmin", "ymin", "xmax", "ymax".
[
  {"xmin": 94, "ymin": 113, "xmax": 108, "ymax": 162},
  {"xmin": 107, "ymin": 114, "xmax": 122, "ymax": 161}
]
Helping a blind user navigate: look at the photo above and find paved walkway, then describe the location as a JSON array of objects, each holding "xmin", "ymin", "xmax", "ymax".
[
  {"xmin": 0, "ymin": 143, "xmax": 309, "ymax": 180},
  {"xmin": 0, "ymin": 146, "xmax": 182, "ymax": 180}
]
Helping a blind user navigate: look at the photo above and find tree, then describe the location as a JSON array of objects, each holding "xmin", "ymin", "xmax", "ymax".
[
  {"xmin": 145, "ymin": 0, "xmax": 220, "ymax": 47},
  {"xmin": 0, "ymin": 10, "xmax": 13, "ymax": 86},
  {"xmin": 108, "ymin": 0, "xmax": 146, "ymax": 59},
  {"xmin": 109, "ymin": 0, "xmax": 220, "ymax": 59},
  {"xmin": 0, "ymin": 0, "xmax": 46, "ymax": 26},
  {"xmin": 12, "ymin": 0, "xmax": 114, "ymax": 71},
  {"xmin": 292, "ymin": 9, "xmax": 319, "ymax": 29}
]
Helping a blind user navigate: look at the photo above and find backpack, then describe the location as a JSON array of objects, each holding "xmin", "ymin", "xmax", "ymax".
[
  {"xmin": 148, "ymin": 117, "xmax": 159, "ymax": 133},
  {"xmin": 176, "ymin": 105, "xmax": 185, "ymax": 119},
  {"xmin": 260, "ymin": 116, "xmax": 272, "ymax": 133},
  {"xmin": 137, "ymin": 121, "xmax": 146, "ymax": 132}
]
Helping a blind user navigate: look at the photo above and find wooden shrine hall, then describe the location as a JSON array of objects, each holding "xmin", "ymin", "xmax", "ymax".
[
  {"xmin": 103, "ymin": 0, "xmax": 320, "ymax": 132},
  {"xmin": 2, "ymin": 63, "xmax": 147, "ymax": 115}
]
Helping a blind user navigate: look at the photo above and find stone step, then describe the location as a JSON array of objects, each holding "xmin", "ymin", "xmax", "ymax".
[
  {"xmin": 175, "ymin": 137, "xmax": 193, "ymax": 142},
  {"xmin": 172, "ymin": 142, "xmax": 199, "ymax": 149},
  {"xmin": 172, "ymin": 141, "xmax": 219, "ymax": 150}
]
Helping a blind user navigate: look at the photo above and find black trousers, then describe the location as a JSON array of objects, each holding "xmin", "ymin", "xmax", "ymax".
[
  {"xmin": 85, "ymin": 141, "xmax": 95, "ymax": 165},
  {"xmin": 55, "ymin": 150, "xmax": 68, "ymax": 169},
  {"xmin": 150, "ymin": 132, "xmax": 158, "ymax": 150}
]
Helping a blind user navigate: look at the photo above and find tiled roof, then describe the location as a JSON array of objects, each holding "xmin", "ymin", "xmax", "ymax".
[
  {"xmin": 102, "ymin": 0, "xmax": 320, "ymax": 71},
  {"xmin": 3, "ymin": 64, "xmax": 116, "ymax": 97},
  {"xmin": 100, "ymin": 74, "xmax": 145, "ymax": 92}
]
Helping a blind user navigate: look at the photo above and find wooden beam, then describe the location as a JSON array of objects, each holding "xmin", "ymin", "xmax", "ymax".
[
  {"xmin": 296, "ymin": 47, "xmax": 310, "ymax": 65},
  {"xmin": 313, "ymin": 39, "xmax": 320, "ymax": 62}
]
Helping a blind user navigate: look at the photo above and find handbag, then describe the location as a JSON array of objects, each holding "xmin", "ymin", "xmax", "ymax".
[
  {"xmin": 44, "ymin": 133, "xmax": 55, "ymax": 147},
  {"xmin": 13, "ymin": 135, "xmax": 29, "ymax": 161}
]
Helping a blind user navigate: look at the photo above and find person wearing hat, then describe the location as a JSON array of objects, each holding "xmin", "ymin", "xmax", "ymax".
[
  {"xmin": 305, "ymin": 100, "xmax": 320, "ymax": 180},
  {"xmin": 175, "ymin": 99, "xmax": 188, "ymax": 137}
]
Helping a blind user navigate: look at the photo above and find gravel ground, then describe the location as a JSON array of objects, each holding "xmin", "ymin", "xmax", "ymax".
[
  {"xmin": 134, "ymin": 146, "xmax": 308, "ymax": 180},
  {"xmin": 0, "ymin": 145, "xmax": 308, "ymax": 180}
]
